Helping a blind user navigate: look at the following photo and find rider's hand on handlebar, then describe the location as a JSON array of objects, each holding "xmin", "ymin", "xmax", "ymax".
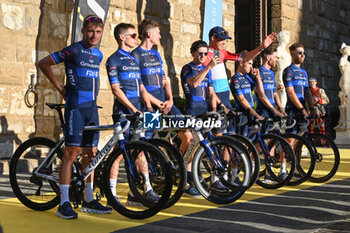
[
  {"xmin": 256, "ymin": 114, "xmax": 265, "ymax": 121},
  {"xmin": 273, "ymin": 109, "xmax": 285, "ymax": 117},
  {"xmin": 301, "ymin": 108, "xmax": 309, "ymax": 118}
]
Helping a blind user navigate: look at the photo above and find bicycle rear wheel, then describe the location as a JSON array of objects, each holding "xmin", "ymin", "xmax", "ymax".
[
  {"xmin": 191, "ymin": 137, "xmax": 250, "ymax": 204},
  {"xmin": 282, "ymin": 134, "xmax": 315, "ymax": 185},
  {"xmin": 308, "ymin": 133, "xmax": 340, "ymax": 182},
  {"xmin": 147, "ymin": 138, "xmax": 186, "ymax": 209},
  {"xmin": 9, "ymin": 137, "xmax": 63, "ymax": 210},
  {"xmin": 103, "ymin": 141, "xmax": 172, "ymax": 219}
]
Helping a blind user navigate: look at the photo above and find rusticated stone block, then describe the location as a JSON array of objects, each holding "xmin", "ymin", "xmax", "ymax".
[
  {"xmin": 271, "ymin": 5, "xmax": 281, "ymax": 18},
  {"xmin": 1, "ymin": 3, "xmax": 23, "ymax": 31},
  {"xmin": 24, "ymin": 6, "xmax": 40, "ymax": 36},
  {"xmin": 34, "ymin": 116, "xmax": 56, "ymax": 137},
  {"xmin": 0, "ymin": 87, "xmax": 9, "ymax": 114},
  {"xmin": 9, "ymin": 87, "xmax": 34, "ymax": 116},
  {"xmin": 124, "ymin": 0, "xmax": 137, "ymax": 11},
  {"xmin": 0, "ymin": 62, "xmax": 24, "ymax": 85}
]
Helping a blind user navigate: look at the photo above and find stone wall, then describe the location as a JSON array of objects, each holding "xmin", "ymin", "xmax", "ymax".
[
  {"xmin": 0, "ymin": 0, "xmax": 236, "ymax": 158},
  {"xmin": 0, "ymin": 0, "xmax": 74, "ymax": 158},
  {"xmin": 271, "ymin": 0, "xmax": 350, "ymax": 136}
]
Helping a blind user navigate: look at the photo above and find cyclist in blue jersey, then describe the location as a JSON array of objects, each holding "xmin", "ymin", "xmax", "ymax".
[
  {"xmin": 38, "ymin": 15, "xmax": 111, "ymax": 219},
  {"xmin": 230, "ymin": 51, "xmax": 264, "ymax": 137},
  {"xmin": 181, "ymin": 40, "xmax": 233, "ymax": 192},
  {"xmin": 255, "ymin": 46, "xmax": 288, "ymax": 182},
  {"xmin": 256, "ymin": 46, "xmax": 286, "ymax": 132},
  {"xmin": 283, "ymin": 43, "xmax": 315, "ymax": 135},
  {"xmin": 130, "ymin": 19, "xmax": 199, "ymax": 196},
  {"xmin": 106, "ymin": 23, "xmax": 162, "ymax": 205}
]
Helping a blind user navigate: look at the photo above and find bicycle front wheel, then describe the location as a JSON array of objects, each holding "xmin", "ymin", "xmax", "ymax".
[
  {"xmin": 230, "ymin": 134, "xmax": 260, "ymax": 187},
  {"xmin": 308, "ymin": 133, "xmax": 340, "ymax": 182},
  {"xmin": 147, "ymin": 138, "xmax": 186, "ymax": 209},
  {"xmin": 282, "ymin": 134, "xmax": 315, "ymax": 185},
  {"xmin": 103, "ymin": 141, "xmax": 172, "ymax": 219},
  {"xmin": 191, "ymin": 137, "xmax": 251, "ymax": 204},
  {"xmin": 255, "ymin": 134, "xmax": 296, "ymax": 189},
  {"xmin": 9, "ymin": 137, "xmax": 63, "ymax": 211}
]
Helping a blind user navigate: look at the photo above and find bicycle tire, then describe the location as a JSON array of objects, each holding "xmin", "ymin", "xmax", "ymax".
[
  {"xmin": 255, "ymin": 134, "xmax": 296, "ymax": 189},
  {"xmin": 10, "ymin": 137, "xmax": 63, "ymax": 211},
  {"xmin": 103, "ymin": 141, "xmax": 172, "ymax": 219},
  {"xmin": 230, "ymin": 134, "xmax": 260, "ymax": 187},
  {"xmin": 191, "ymin": 137, "xmax": 250, "ymax": 204},
  {"xmin": 282, "ymin": 133, "xmax": 315, "ymax": 185},
  {"xmin": 308, "ymin": 133, "xmax": 340, "ymax": 182},
  {"xmin": 147, "ymin": 138, "xmax": 186, "ymax": 209}
]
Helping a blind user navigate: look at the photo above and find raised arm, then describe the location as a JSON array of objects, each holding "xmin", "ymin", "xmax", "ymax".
[{"xmin": 242, "ymin": 33, "xmax": 277, "ymax": 62}]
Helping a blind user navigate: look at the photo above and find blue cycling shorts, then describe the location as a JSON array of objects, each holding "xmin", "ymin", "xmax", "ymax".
[
  {"xmin": 112, "ymin": 97, "xmax": 142, "ymax": 141},
  {"xmin": 216, "ymin": 90, "xmax": 234, "ymax": 111},
  {"xmin": 64, "ymin": 101, "xmax": 99, "ymax": 147},
  {"xmin": 187, "ymin": 101, "xmax": 208, "ymax": 116}
]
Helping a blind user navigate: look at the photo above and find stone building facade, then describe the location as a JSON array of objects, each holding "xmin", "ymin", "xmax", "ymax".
[{"xmin": 0, "ymin": 0, "xmax": 349, "ymax": 159}]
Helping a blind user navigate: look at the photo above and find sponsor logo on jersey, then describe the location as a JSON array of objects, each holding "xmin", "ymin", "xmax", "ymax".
[{"xmin": 80, "ymin": 61, "xmax": 99, "ymax": 69}]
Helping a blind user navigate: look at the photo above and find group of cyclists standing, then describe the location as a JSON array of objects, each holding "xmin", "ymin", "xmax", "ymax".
[{"xmin": 37, "ymin": 15, "xmax": 318, "ymax": 219}]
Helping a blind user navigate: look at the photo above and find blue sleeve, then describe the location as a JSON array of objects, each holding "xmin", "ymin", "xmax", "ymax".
[
  {"xmin": 232, "ymin": 75, "xmax": 243, "ymax": 96},
  {"xmin": 182, "ymin": 66, "xmax": 193, "ymax": 82},
  {"xmin": 283, "ymin": 67, "xmax": 293, "ymax": 87},
  {"xmin": 207, "ymin": 70, "xmax": 213, "ymax": 87},
  {"xmin": 50, "ymin": 44, "xmax": 76, "ymax": 64},
  {"xmin": 106, "ymin": 58, "xmax": 119, "ymax": 85},
  {"xmin": 304, "ymin": 71, "xmax": 309, "ymax": 90}
]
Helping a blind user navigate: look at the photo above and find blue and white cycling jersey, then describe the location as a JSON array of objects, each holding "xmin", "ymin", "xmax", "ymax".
[
  {"xmin": 230, "ymin": 72, "xmax": 256, "ymax": 111},
  {"xmin": 50, "ymin": 40, "xmax": 103, "ymax": 108},
  {"xmin": 130, "ymin": 46, "xmax": 166, "ymax": 95},
  {"xmin": 106, "ymin": 48, "xmax": 143, "ymax": 103},
  {"xmin": 257, "ymin": 65, "xmax": 276, "ymax": 109},
  {"xmin": 283, "ymin": 63, "xmax": 309, "ymax": 109},
  {"xmin": 181, "ymin": 62, "xmax": 213, "ymax": 102}
]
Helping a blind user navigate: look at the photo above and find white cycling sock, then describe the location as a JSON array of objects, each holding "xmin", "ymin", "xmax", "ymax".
[
  {"xmin": 281, "ymin": 162, "xmax": 287, "ymax": 173},
  {"xmin": 211, "ymin": 174, "xmax": 219, "ymax": 183},
  {"xmin": 144, "ymin": 173, "xmax": 152, "ymax": 192},
  {"xmin": 84, "ymin": 182, "xmax": 95, "ymax": 203},
  {"xmin": 59, "ymin": 184, "xmax": 70, "ymax": 206},
  {"xmin": 232, "ymin": 168, "xmax": 238, "ymax": 178},
  {"xmin": 110, "ymin": 179, "xmax": 117, "ymax": 197}
]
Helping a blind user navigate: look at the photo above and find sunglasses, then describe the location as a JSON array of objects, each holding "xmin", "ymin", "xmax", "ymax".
[
  {"xmin": 198, "ymin": 52, "xmax": 208, "ymax": 56},
  {"xmin": 121, "ymin": 33, "xmax": 138, "ymax": 39},
  {"xmin": 214, "ymin": 30, "xmax": 229, "ymax": 37},
  {"xmin": 84, "ymin": 16, "xmax": 103, "ymax": 25},
  {"xmin": 297, "ymin": 51, "xmax": 306, "ymax": 55}
]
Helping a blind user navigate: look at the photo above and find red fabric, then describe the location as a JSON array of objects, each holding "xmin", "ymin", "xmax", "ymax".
[
  {"xmin": 203, "ymin": 49, "xmax": 241, "ymax": 66},
  {"xmin": 309, "ymin": 87, "xmax": 326, "ymax": 136},
  {"xmin": 311, "ymin": 87, "xmax": 321, "ymax": 100}
]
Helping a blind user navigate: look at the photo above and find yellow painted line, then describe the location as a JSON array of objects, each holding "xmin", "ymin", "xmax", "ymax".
[{"xmin": 1, "ymin": 149, "xmax": 350, "ymax": 233}]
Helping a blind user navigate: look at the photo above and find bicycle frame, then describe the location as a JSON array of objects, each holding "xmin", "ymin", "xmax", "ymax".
[{"xmin": 32, "ymin": 122, "xmax": 133, "ymax": 185}]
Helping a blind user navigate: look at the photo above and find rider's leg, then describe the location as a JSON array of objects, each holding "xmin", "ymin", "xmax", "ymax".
[{"xmin": 59, "ymin": 146, "xmax": 81, "ymax": 205}]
